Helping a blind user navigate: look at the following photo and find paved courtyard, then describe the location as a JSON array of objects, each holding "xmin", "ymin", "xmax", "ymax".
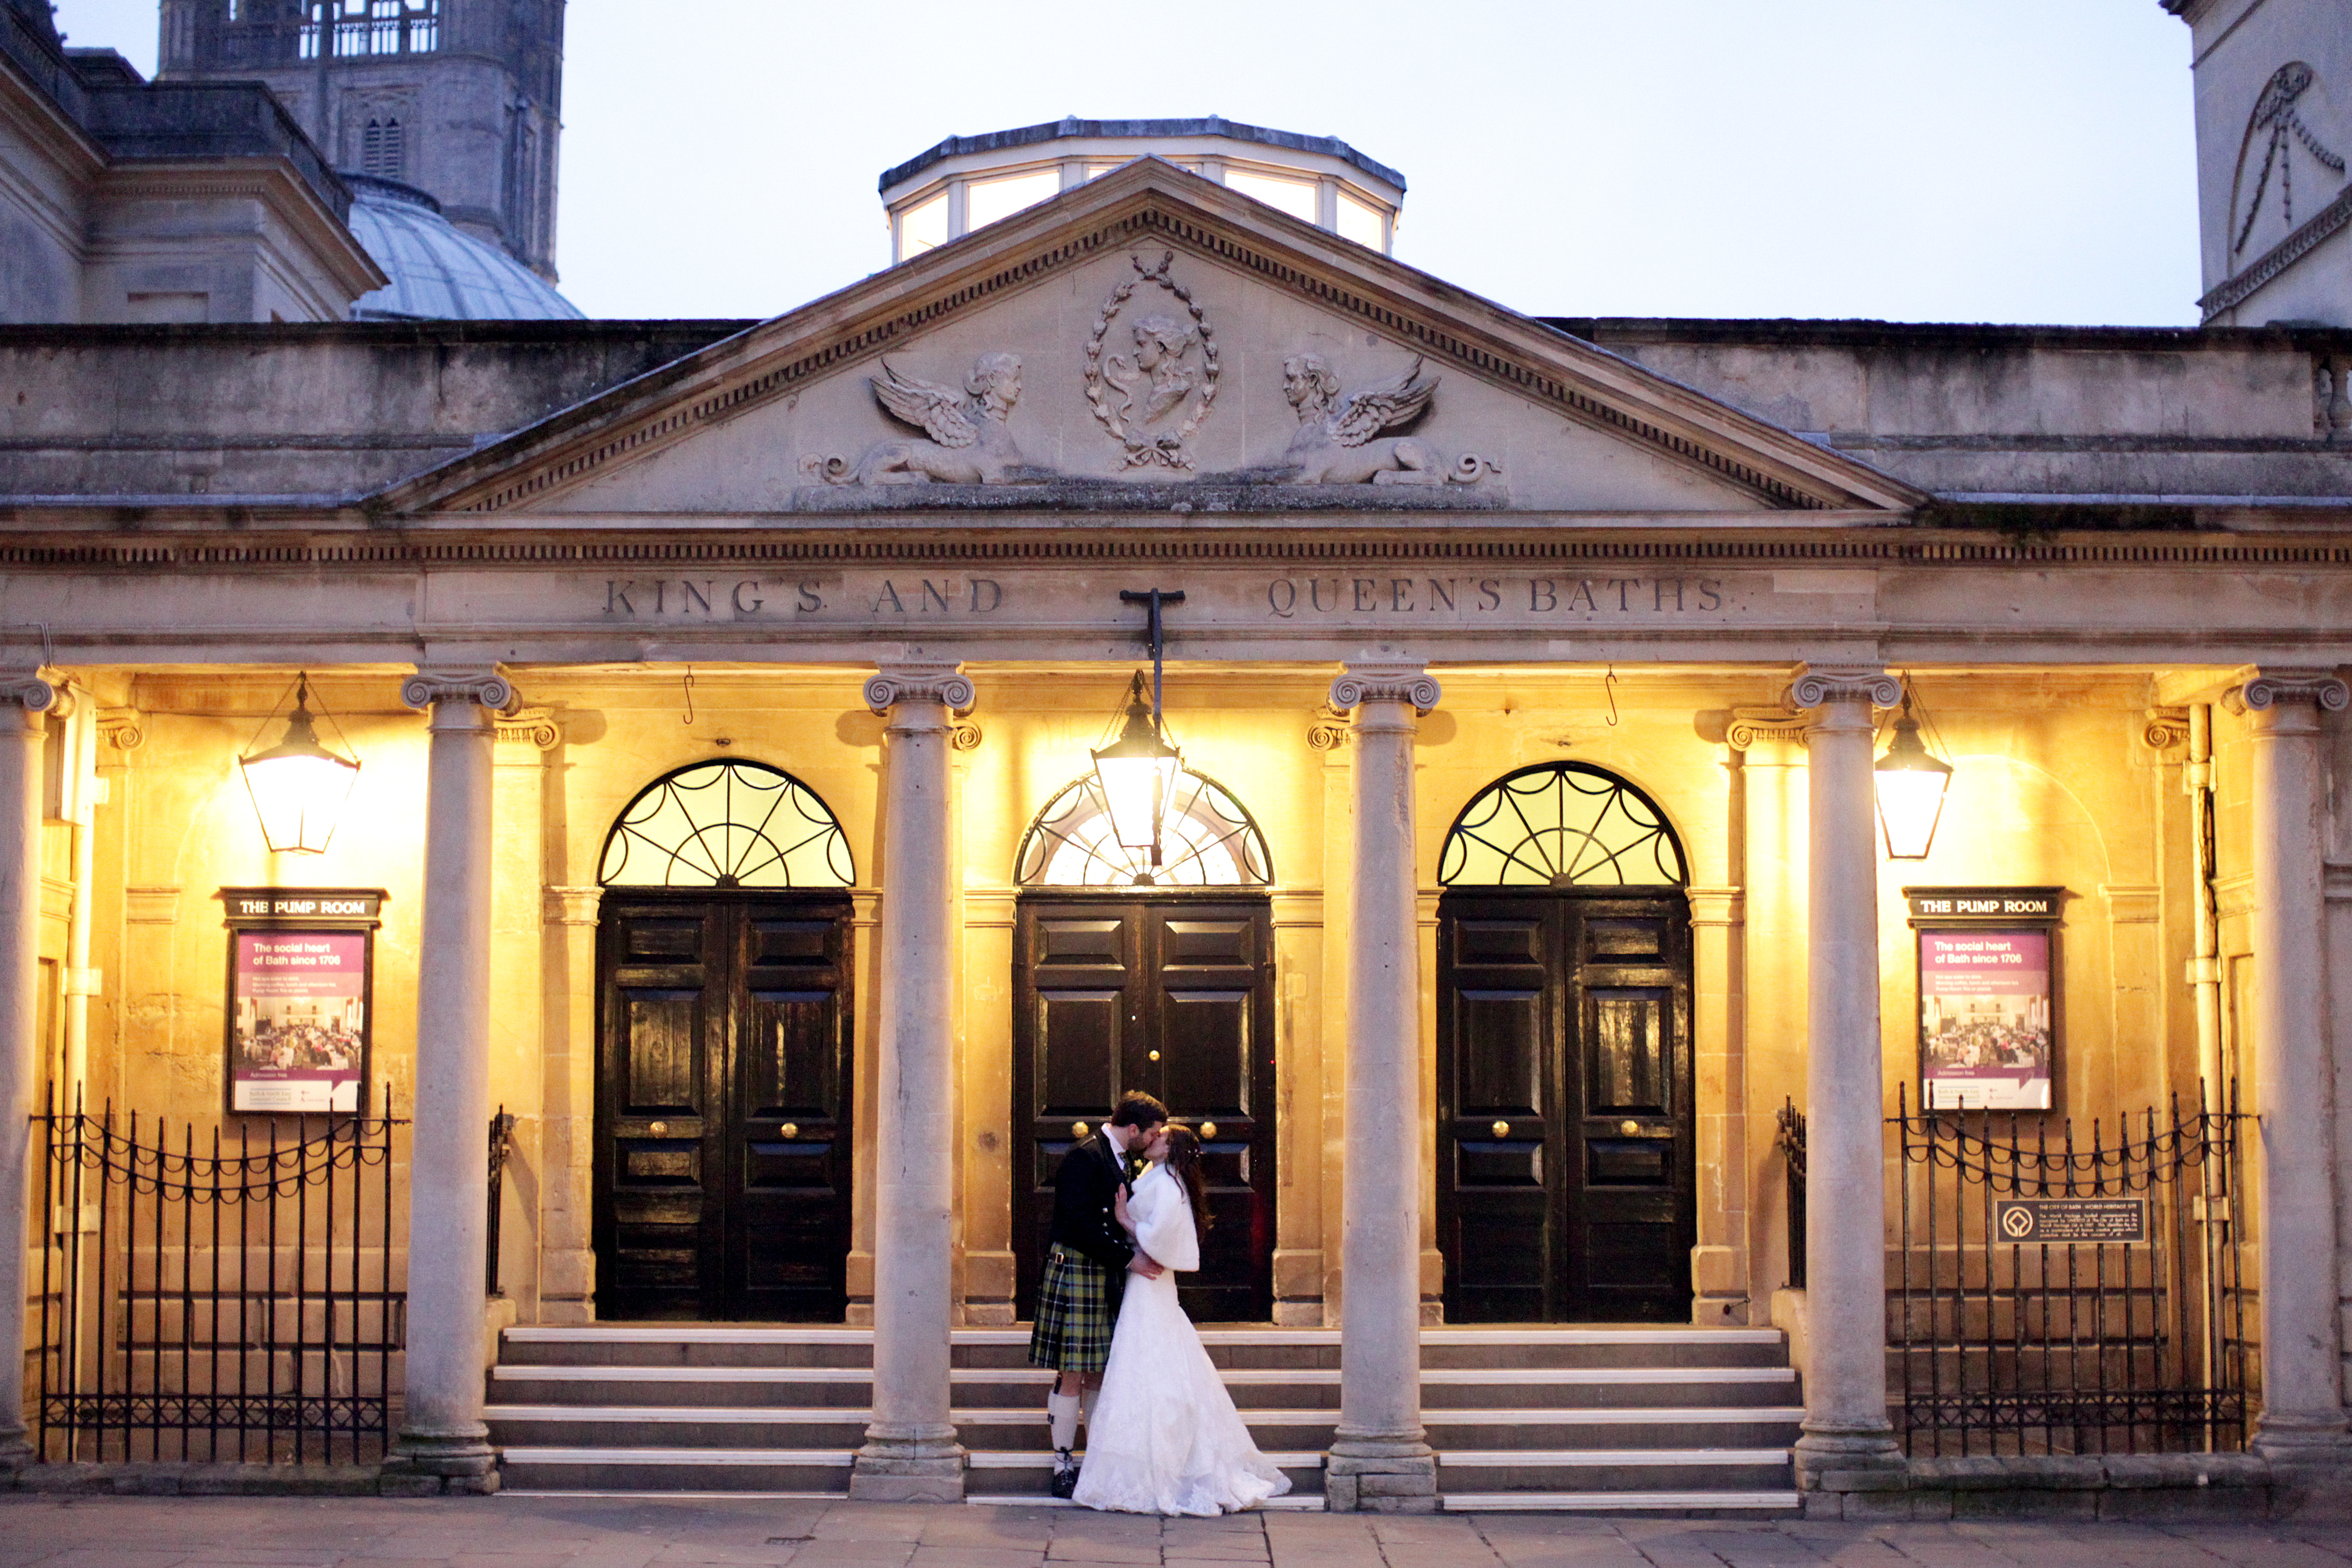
[{"xmin": 0, "ymin": 1497, "xmax": 2350, "ymax": 1568}]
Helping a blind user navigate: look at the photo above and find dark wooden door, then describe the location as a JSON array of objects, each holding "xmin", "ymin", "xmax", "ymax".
[
  {"xmin": 1013, "ymin": 896, "xmax": 1276, "ymax": 1323},
  {"xmin": 1437, "ymin": 890, "xmax": 1693, "ymax": 1322},
  {"xmin": 595, "ymin": 891, "xmax": 853, "ymax": 1320}
]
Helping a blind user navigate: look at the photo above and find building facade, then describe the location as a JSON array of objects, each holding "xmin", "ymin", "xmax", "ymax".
[{"xmin": 0, "ymin": 0, "xmax": 2347, "ymax": 1518}]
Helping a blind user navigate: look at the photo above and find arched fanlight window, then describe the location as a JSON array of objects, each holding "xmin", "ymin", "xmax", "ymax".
[
  {"xmin": 599, "ymin": 761, "xmax": 853, "ymax": 889},
  {"xmin": 1017, "ymin": 770, "xmax": 1272, "ymax": 888},
  {"xmin": 1439, "ymin": 763, "xmax": 1686, "ymax": 887}
]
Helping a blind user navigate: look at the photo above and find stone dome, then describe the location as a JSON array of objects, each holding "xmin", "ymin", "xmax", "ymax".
[{"xmin": 342, "ymin": 172, "xmax": 582, "ymax": 322}]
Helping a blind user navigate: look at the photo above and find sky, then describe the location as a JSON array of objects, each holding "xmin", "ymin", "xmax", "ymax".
[{"xmin": 49, "ymin": 0, "xmax": 2202, "ymax": 326}]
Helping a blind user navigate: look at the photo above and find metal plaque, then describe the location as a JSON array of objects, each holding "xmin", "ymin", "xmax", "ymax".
[{"xmin": 1994, "ymin": 1197, "xmax": 2147, "ymax": 1244}]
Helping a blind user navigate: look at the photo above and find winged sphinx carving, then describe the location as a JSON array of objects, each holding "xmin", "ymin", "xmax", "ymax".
[
  {"xmin": 1269, "ymin": 354, "xmax": 1490, "ymax": 485},
  {"xmin": 802, "ymin": 353, "xmax": 1047, "ymax": 485}
]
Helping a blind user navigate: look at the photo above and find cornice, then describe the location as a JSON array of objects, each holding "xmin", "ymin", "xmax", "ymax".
[
  {"xmin": 2200, "ymin": 183, "xmax": 2352, "ymax": 321},
  {"xmin": 91, "ymin": 157, "xmax": 387, "ymax": 298},
  {"xmin": 14, "ymin": 530, "xmax": 2352, "ymax": 573},
  {"xmin": 371, "ymin": 167, "xmax": 1924, "ymax": 520}
]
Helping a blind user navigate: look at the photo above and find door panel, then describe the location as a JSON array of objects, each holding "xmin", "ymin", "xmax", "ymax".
[
  {"xmin": 1015, "ymin": 896, "xmax": 1276, "ymax": 1323},
  {"xmin": 596, "ymin": 892, "xmax": 853, "ymax": 1320},
  {"xmin": 1439, "ymin": 890, "xmax": 1693, "ymax": 1322}
]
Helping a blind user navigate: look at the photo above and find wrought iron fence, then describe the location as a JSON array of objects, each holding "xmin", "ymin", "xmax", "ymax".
[
  {"xmin": 1891, "ymin": 1082, "xmax": 2254, "ymax": 1457},
  {"xmin": 34, "ymin": 1088, "xmax": 407, "ymax": 1464},
  {"xmin": 1775, "ymin": 1099, "xmax": 1806, "ymax": 1289},
  {"xmin": 486, "ymin": 1107, "xmax": 515, "ymax": 1299}
]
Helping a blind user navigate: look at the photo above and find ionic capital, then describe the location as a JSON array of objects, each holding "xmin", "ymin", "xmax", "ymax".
[
  {"xmin": 0, "ymin": 671, "xmax": 59, "ymax": 715},
  {"xmin": 864, "ymin": 661, "xmax": 975, "ymax": 715},
  {"xmin": 1726, "ymin": 707, "xmax": 1810, "ymax": 751},
  {"xmin": 2223, "ymin": 668, "xmax": 2350, "ymax": 716},
  {"xmin": 401, "ymin": 665, "xmax": 519, "ymax": 716},
  {"xmin": 97, "ymin": 706, "xmax": 146, "ymax": 754},
  {"xmin": 1305, "ymin": 701, "xmax": 1351, "ymax": 751},
  {"xmin": 1329, "ymin": 663, "xmax": 1440, "ymax": 715},
  {"xmin": 2141, "ymin": 706, "xmax": 2192, "ymax": 750},
  {"xmin": 495, "ymin": 706, "xmax": 562, "ymax": 750},
  {"xmin": 1788, "ymin": 664, "xmax": 1902, "ymax": 710}
]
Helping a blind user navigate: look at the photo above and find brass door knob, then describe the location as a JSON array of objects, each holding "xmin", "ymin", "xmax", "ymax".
[
  {"xmin": 1148, "ymin": 1050, "xmax": 1161, "ymax": 1061},
  {"xmin": 779, "ymin": 1123, "xmax": 799, "ymax": 1140},
  {"xmin": 1071, "ymin": 1121, "xmax": 1090, "ymax": 1139},
  {"xmin": 649, "ymin": 1121, "xmax": 668, "ymax": 1136},
  {"xmin": 1621, "ymin": 1120, "xmax": 1640, "ymax": 1136},
  {"xmin": 1200, "ymin": 1122, "xmax": 1218, "ymax": 1140},
  {"xmin": 1492, "ymin": 1120, "xmax": 1510, "ymax": 1139}
]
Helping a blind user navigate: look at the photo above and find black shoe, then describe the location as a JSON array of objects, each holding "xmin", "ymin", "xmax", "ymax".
[{"xmin": 1050, "ymin": 1450, "xmax": 1079, "ymax": 1499}]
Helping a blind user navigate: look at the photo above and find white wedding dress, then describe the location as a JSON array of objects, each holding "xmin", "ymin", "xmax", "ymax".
[{"xmin": 1071, "ymin": 1163, "xmax": 1292, "ymax": 1515}]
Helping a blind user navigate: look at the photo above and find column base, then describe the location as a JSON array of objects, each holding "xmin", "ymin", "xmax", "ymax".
[
  {"xmin": 1326, "ymin": 1439, "xmax": 1439, "ymax": 1513},
  {"xmin": 849, "ymin": 1434, "xmax": 966, "ymax": 1503},
  {"xmin": 383, "ymin": 1428, "xmax": 499, "ymax": 1496},
  {"xmin": 2252, "ymin": 1411, "xmax": 2352, "ymax": 1460},
  {"xmin": 1793, "ymin": 1424, "xmax": 1904, "ymax": 1490}
]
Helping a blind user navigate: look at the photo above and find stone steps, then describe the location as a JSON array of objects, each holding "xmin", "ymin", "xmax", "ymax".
[{"xmin": 486, "ymin": 1324, "xmax": 1803, "ymax": 1513}]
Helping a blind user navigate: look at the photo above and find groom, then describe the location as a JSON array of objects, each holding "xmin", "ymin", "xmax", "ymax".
[{"xmin": 1028, "ymin": 1090, "xmax": 1168, "ymax": 1498}]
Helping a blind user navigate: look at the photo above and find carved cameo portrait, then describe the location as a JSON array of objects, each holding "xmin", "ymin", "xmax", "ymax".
[{"xmin": 1085, "ymin": 251, "xmax": 1219, "ymax": 470}]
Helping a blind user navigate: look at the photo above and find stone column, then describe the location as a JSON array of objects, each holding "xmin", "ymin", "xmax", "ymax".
[
  {"xmin": 850, "ymin": 660, "xmax": 973, "ymax": 1503},
  {"xmin": 0, "ymin": 672, "xmax": 56, "ymax": 1468},
  {"xmin": 2230, "ymin": 669, "xmax": 2352, "ymax": 1459},
  {"xmin": 1325, "ymin": 663, "xmax": 1440, "ymax": 1513},
  {"xmin": 386, "ymin": 665, "xmax": 516, "ymax": 1495},
  {"xmin": 1788, "ymin": 664, "xmax": 1905, "ymax": 1485}
]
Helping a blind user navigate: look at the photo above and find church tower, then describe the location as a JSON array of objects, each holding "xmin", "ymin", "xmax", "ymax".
[
  {"xmin": 2168, "ymin": 0, "xmax": 2350, "ymax": 326},
  {"xmin": 156, "ymin": 0, "xmax": 565, "ymax": 281}
]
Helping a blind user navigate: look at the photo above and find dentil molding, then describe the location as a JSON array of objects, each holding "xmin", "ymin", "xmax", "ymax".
[
  {"xmin": 1328, "ymin": 663, "xmax": 1440, "ymax": 713},
  {"xmin": 864, "ymin": 661, "xmax": 975, "ymax": 713}
]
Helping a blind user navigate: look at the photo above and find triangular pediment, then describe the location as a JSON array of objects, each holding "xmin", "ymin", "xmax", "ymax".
[{"xmin": 379, "ymin": 160, "xmax": 1924, "ymax": 520}]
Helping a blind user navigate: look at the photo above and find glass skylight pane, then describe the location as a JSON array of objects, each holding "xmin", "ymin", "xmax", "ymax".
[
  {"xmin": 1224, "ymin": 170, "xmax": 1317, "ymax": 223},
  {"xmin": 964, "ymin": 169, "xmax": 1061, "ymax": 231}
]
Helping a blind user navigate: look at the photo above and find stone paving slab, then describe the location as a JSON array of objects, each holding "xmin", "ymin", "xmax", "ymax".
[{"xmin": 0, "ymin": 1497, "xmax": 2350, "ymax": 1567}]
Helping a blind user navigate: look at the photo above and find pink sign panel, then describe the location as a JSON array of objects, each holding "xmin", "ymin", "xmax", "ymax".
[
  {"xmin": 1920, "ymin": 929, "xmax": 2053, "ymax": 1111},
  {"xmin": 230, "ymin": 931, "xmax": 366, "ymax": 1112}
]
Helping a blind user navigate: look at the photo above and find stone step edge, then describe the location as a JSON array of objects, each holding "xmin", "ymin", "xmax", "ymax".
[
  {"xmin": 1436, "ymin": 1450, "xmax": 1791, "ymax": 1468},
  {"xmin": 491, "ymin": 1365, "xmax": 1793, "ymax": 1386},
  {"xmin": 498, "ymin": 1447, "xmax": 1326, "ymax": 1468},
  {"xmin": 485, "ymin": 1405, "xmax": 1809, "ymax": 1427},
  {"xmin": 1440, "ymin": 1490, "xmax": 1803, "ymax": 1513},
  {"xmin": 496, "ymin": 1490, "xmax": 1330, "ymax": 1510},
  {"xmin": 504, "ymin": 1326, "xmax": 1782, "ymax": 1348}
]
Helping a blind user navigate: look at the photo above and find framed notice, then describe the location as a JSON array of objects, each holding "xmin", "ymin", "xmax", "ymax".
[
  {"xmin": 1906, "ymin": 887, "xmax": 2064, "ymax": 1113},
  {"xmin": 218, "ymin": 888, "xmax": 385, "ymax": 1114}
]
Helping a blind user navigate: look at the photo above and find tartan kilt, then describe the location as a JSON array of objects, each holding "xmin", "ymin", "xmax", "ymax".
[{"xmin": 1028, "ymin": 1244, "xmax": 1114, "ymax": 1373}]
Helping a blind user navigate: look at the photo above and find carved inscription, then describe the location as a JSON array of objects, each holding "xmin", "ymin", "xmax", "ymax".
[
  {"xmin": 1264, "ymin": 576, "xmax": 1727, "ymax": 618},
  {"xmin": 601, "ymin": 577, "xmax": 1005, "ymax": 619}
]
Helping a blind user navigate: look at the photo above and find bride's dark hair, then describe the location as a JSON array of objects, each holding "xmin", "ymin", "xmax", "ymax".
[{"xmin": 1163, "ymin": 1123, "xmax": 1211, "ymax": 1231}]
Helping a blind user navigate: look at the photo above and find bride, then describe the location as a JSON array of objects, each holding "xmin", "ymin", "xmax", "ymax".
[{"xmin": 1071, "ymin": 1122, "xmax": 1292, "ymax": 1516}]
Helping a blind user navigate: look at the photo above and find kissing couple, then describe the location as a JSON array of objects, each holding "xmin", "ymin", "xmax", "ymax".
[{"xmin": 1025, "ymin": 1090, "xmax": 1292, "ymax": 1515}]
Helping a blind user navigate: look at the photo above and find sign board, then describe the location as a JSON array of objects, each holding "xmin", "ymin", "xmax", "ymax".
[
  {"xmin": 1907, "ymin": 887, "xmax": 2065, "ymax": 1114},
  {"xmin": 218, "ymin": 889, "xmax": 384, "ymax": 1115},
  {"xmin": 1994, "ymin": 1197, "xmax": 2148, "ymax": 1244}
]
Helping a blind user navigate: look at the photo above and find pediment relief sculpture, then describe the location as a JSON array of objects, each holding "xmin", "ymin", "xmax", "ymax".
[
  {"xmin": 1086, "ymin": 251, "xmax": 1219, "ymax": 470},
  {"xmin": 1211, "ymin": 353, "xmax": 1498, "ymax": 489},
  {"xmin": 801, "ymin": 353, "xmax": 1054, "ymax": 486}
]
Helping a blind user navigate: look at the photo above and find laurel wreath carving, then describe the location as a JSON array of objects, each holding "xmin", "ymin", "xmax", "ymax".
[{"xmin": 1084, "ymin": 251, "xmax": 1220, "ymax": 470}]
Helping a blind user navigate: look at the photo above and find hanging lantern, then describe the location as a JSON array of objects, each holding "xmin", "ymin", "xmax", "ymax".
[
  {"xmin": 1091, "ymin": 672, "xmax": 1181, "ymax": 865},
  {"xmin": 1874, "ymin": 690, "xmax": 1953, "ymax": 861},
  {"xmin": 239, "ymin": 675, "xmax": 361, "ymax": 854}
]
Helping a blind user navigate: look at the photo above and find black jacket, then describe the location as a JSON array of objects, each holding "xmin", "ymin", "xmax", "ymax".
[{"xmin": 1049, "ymin": 1131, "xmax": 1136, "ymax": 1307}]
